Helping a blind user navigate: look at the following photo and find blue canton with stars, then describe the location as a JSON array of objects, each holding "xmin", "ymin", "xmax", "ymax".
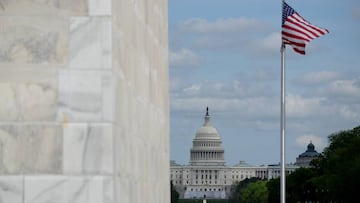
[{"xmin": 282, "ymin": 2, "xmax": 296, "ymax": 25}]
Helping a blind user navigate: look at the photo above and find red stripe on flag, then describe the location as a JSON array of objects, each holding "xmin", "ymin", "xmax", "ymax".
[
  {"xmin": 286, "ymin": 17, "xmax": 321, "ymax": 39},
  {"xmin": 282, "ymin": 24, "xmax": 312, "ymax": 41}
]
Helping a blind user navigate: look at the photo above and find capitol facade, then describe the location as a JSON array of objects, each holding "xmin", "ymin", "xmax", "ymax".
[{"xmin": 170, "ymin": 108, "xmax": 318, "ymax": 199}]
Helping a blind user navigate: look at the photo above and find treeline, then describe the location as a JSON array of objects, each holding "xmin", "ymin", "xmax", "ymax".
[
  {"xmin": 229, "ymin": 125, "xmax": 360, "ymax": 203},
  {"xmin": 171, "ymin": 181, "xmax": 180, "ymax": 203}
]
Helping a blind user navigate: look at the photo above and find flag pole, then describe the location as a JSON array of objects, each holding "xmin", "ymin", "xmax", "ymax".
[
  {"xmin": 280, "ymin": 1, "xmax": 286, "ymax": 203},
  {"xmin": 280, "ymin": 42, "xmax": 286, "ymax": 203}
]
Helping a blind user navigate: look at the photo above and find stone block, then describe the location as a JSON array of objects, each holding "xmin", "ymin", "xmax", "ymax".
[
  {"xmin": 88, "ymin": 0, "xmax": 111, "ymax": 16},
  {"xmin": 69, "ymin": 17, "xmax": 112, "ymax": 70},
  {"xmin": 0, "ymin": 0, "xmax": 88, "ymax": 16},
  {"xmin": 0, "ymin": 176, "xmax": 23, "ymax": 203},
  {"xmin": 0, "ymin": 16, "xmax": 68, "ymax": 65},
  {"xmin": 0, "ymin": 69, "xmax": 58, "ymax": 121},
  {"xmin": 63, "ymin": 123, "xmax": 113, "ymax": 175},
  {"xmin": 24, "ymin": 175, "xmax": 113, "ymax": 203},
  {"xmin": 0, "ymin": 124, "xmax": 62, "ymax": 174},
  {"xmin": 58, "ymin": 70, "xmax": 114, "ymax": 122}
]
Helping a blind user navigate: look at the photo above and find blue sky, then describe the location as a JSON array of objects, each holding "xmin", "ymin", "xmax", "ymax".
[{"xmin": 168, "ymin": 0, "xmax": 360, "ymax": 166}]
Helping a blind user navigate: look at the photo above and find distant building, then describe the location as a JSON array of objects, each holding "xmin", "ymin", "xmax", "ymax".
[
  {"xmin": 170, "ymin": 108, "xmax": 299, "ymax": 199},
  {"xmin": 295, "ymin": 141, "xmax": 320, "ymax": 167}
]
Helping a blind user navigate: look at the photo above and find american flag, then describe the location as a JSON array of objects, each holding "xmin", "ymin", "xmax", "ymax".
[{"xmin": 282, "ymin": 2, "xmax": 329, "ymax": 55}]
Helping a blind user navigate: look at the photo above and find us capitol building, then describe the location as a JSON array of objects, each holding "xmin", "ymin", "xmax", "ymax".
[{"xmin": 170, "ymin": 108, "xmax": 320, "ymax": 199}]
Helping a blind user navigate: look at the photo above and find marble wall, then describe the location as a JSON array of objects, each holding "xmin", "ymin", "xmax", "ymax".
[{"xmin": 0, "ymin": 0, "xmax": 169, "ymax": 203}]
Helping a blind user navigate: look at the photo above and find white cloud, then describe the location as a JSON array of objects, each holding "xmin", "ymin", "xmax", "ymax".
[
  {"xmin": 295, "ymin": 70, "xmax": 343, "ymax": 85},
  {"xmin": 339, "ymin": 105, "xmax": 360, "ymax": 120},
  {"xmin": 178, "ymin": 17, "xmax": 270, "ymax": 34},
  {"xmin": 194, "ymin": 36, "xmax": 245, "ymax": 50},
  {"xmin": 286, "ymin": 94, "xmax": 329, "ymax": 118},
  {"xmin": 252, "ymin": 32, "xmax": 281, "ymax": 56},
  {"xmin": 183, "ymin": 84, "xmax": 201, "ymax": 95},
  {"xmin": 295, "ymin": 134, "xmax": 326, "ymax": 152},
  {"xmin": 254, "ymin": 68, "xmax": 278, "ymax": 81},
  {"xmin": 173, "ymin": 17, "xmax": 277, "ymax": 55},
  {"xmin": 170, "ymin": 75, "xmax": 360, "ymax": 128},
  {"xmin": 329, "ymin": 78, "xmax": 360, "ymax": 97},
  {"xmin": 169, "ymin": 48, "xmax": 202, "ymax": 68},
  {"xmin": 173, "ymin": 79, "xmax": 276, "ymax": 100},
  {"xmin": 295, "ymin": 75, "xmax": 360, "ymax": 107},
  {"xmin": 285, "ymin": 92, "xmax": 360, "ymax": 124},
  {"xmin": 171, "ymin": 96, "xmax": 278, "ymax": 119},
  {"xmin": 170, "ymin": 77, "xmax": 187, "ymax": 93}
]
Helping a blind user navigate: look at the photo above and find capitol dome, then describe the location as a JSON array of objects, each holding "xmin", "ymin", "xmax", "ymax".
[
  {"xmin": 194, "ymin": 111, "xmax": 221, "ymax": 140},
  {"xmin": 195, "ymin": 126, "xmax": 219, "ymax": 137},
  {"xmin": 190, "ymin": 107, "xmax": 225, "ymax": 166}
]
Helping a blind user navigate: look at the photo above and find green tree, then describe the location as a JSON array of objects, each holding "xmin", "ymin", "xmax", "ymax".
[
  {"xmin": 171, "ymin": 181, "xmax": 179, "ymax": 203},
  {"xmin": 229, "ymin": 177, "xmax": 262, "ymax": 203},
  {"xmin": 266, "ymin": 178, "xmax": 279, "ymax": 203},
  {"xmin": 267, "ymin": 168, "xmax": 319, "ymax": 203},
  {"xmin": 314, "ymin": 125, "xmax": 360, "ymax": 202},
  {"xmin": 267, "ymin": 125, "xmax": 360, "ymax": 203},
  {"xmin": 286, "ymin": 167, "xmax": 318, "ymax": 203},
  {"xmin": 239, "ymin": 180, "xmax": 268, "ymax": 203}
]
